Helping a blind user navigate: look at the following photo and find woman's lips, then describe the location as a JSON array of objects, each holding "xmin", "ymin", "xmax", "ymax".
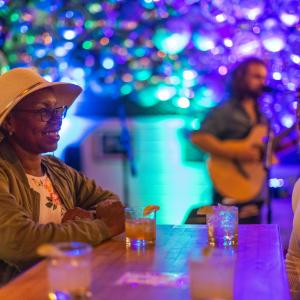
[{"xmin": 42, "ymin": 130, "xmax": 60, "ymax": 141}]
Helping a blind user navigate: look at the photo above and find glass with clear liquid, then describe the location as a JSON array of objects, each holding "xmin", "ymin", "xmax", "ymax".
[
  {"xmin": 207, "ymin": 205, "xmax": 238, "ymax": 247},
  {"xmin": 47, "ymin": 242, "xmax": 92, "ymax": 300}
]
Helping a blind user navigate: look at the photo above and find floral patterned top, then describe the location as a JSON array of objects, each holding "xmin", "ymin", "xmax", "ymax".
[{"xmin": 26, "ymin": 173, "xmax": 66, "ymax": 224}]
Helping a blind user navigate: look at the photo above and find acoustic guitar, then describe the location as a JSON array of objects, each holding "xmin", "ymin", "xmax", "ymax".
[
  {"xmin": 208, "ymin": 88, "xmax": 300, "ymax": 203},
  {"xmin": 208, "ymin": 124, "xmax": 296, "ymax": 203}
]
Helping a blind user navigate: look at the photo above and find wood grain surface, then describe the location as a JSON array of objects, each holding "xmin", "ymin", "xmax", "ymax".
[{"xmin": 0, "ymin": 225, "xmax": 290, "ymax": 300}]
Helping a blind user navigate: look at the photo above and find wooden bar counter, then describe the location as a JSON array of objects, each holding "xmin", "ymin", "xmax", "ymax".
[{"xmin": 0, "ymin": 224, "xmax": 290, "ymax": 300}]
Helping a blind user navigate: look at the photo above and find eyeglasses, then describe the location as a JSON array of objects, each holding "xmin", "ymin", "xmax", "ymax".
[{"xmin": 13, "ymin": 106, "xmax": 68, "ymax": 122}]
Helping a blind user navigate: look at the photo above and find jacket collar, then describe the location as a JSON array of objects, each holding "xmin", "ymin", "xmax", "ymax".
[
  {"xmin": 0, "ymin": 138, "xmax": 54, "ymax": 185},
  {"xmin": 0, "ymin": 138, "xmax": 30, "ymax": 184}
]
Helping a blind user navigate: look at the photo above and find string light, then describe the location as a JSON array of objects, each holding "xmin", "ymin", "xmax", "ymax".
[{"xmin": 0, "ymin": 0, "xmax": 299, "ymax": 132}]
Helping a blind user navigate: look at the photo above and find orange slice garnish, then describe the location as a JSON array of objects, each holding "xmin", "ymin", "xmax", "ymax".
[
  {"xmin": 143, "ymin": 205, "xmax": 160, "ymax": 216},
  {"xmin": 197, "ymin": 205, "xmax": 215, "ymax": 215}
]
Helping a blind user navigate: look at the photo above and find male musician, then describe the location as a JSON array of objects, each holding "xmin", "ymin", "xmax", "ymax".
[{"xmin": 191, "ymin": 57, "xmax": 268, "ymax": 223}]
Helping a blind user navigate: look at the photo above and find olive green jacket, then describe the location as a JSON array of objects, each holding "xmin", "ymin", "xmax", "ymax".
[{"xmin": 0, "ymin": 140, "xmax": 118, "ymax": 283}]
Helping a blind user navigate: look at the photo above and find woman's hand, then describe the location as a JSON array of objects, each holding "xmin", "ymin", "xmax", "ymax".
[
  {"xmin": 62, "ymin": 207, "xmax": 94, "ymax": 223},
  {"xmin": 96, "ymin": 199, "xmax": 125, "ymax": 237}
]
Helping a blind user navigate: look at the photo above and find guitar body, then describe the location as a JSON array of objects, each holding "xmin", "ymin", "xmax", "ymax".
[{"xmin": 208, "ymin": 125, "xmax": 276, "ymax": 203}]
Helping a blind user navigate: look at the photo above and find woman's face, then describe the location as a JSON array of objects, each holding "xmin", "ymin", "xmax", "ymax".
[{"xmin": 8, "ymin": 89, "xmax": 64, "ymax": 154}]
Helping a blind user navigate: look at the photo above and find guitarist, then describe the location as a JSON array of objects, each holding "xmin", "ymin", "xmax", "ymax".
[{"xmin": 191, "ymin": 57, "xmax": 268, "ymax": 224}]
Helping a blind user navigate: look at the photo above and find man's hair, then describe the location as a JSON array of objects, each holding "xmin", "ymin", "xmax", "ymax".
[{"xmin": 227, "ymin": 57, "xmax": 267, "ymax": 100}]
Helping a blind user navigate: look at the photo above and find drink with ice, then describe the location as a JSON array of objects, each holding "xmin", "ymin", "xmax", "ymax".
[
  {"xmin": 125, "ymin": 207, "xmax": 156, "ymax": 246},
  {"xmin": 207, "ymin": 205, "xmax": 238, "ymax": 247}
]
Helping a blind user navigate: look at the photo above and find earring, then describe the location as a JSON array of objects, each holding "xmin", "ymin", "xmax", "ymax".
[{"xmin": 8, "ymin": 131, "xmax": 13, "ymax": 136}]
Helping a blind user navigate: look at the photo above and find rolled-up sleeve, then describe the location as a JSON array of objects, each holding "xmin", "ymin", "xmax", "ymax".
[{"xmin": 199, "ymin": 107, "xmax": 226, "ymax": 138}]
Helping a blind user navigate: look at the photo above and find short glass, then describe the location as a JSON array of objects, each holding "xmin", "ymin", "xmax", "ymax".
[
  {"xmin": 125, "ymin": 206, "xmax": 156, "ymax": 247},
  {"xmin": 47, "ymin": 242, "xmax": 92, "ymax": 300},
  {"xmin": 207, "ymin": 205, "xmax": 238, "ymax": 247},
  {"xmin": 189, "ymin": 247, "xmax": 236, "ymax": 300}
]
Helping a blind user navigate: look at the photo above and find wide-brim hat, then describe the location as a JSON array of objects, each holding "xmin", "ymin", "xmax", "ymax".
[{"xmin": 0, "ymin": 68, "xmax": 82, "ymax": 124}]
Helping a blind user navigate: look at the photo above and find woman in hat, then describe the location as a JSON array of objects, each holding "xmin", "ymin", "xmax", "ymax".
[{"xmin": 0, "ymin": 68, "xmax": 124, "ymax": 284}]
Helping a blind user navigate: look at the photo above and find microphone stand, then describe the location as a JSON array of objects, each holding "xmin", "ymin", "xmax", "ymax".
[
  {"xmin": 264, "ymin": 123, "xmax": 274, "ymax": 224},
  {"xmin": 118, "ymin": 100, "xmax": 137, "ymax": 207}
]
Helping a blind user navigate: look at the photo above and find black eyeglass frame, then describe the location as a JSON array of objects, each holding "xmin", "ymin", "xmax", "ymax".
[{"xmin": 13, "ymin": 106, "xmax": 68, "ymax": 122}]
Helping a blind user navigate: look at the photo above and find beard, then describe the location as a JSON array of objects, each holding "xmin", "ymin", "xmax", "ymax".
[{"xmin": 242, "ymin": 86, "xmax": 264, "ymax": 100}]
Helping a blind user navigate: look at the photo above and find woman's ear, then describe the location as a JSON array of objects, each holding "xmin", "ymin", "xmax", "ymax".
[{"xmin": 2, "ymin": 114, "xmax": 15, "ymax": 136}]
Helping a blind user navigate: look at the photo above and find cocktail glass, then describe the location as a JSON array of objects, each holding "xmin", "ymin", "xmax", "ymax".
[{"xmin": 125, "ymin": 206, "xmax": 156, "ymax": 247}]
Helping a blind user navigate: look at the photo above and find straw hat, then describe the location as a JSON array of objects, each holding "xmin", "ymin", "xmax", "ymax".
[{"xmin": 0, "ymin": 68, "xmax": 82, "ymax": 124}]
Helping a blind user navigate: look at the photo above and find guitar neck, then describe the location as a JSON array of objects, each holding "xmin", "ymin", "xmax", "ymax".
[
  {"xmin": 275, "ymin": 137, "xmax": 298, "ymax": 153},
  {"xmin": 272, "ymin": 87, "xmax": 300, "ymax": 151},
  {"xmin": 272, "ymin": 124, "xmax": 297, "ymax": 152}
]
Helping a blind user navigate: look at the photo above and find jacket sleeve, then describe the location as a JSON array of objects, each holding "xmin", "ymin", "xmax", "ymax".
[
  {"xmin": 69, "ymin": 164, "xmax": 120, "ymax": 209},
  {"xmin": 47, "ymin": 156, "xmax": 120, "ymax": 210},
  {"xmin": 0, "ymin": 167, "xmax": 110, "ymax": 270}
]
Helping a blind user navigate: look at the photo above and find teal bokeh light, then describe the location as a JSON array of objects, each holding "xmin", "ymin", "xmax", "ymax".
[
  {"xmin": 194, "ymin": 86, "xmax": 216, "ymax": 109},
  {"xmin": 173, "ymin": 96, "xmax": 190, "ymax": 108},
  {"xmin": 193, "ymin": 33, "xmax": 215, "ymax": 52},
  {"xmin": 153, "ymin": 28, "xmax": 190, "ymax": 55},
  {"xmin": 155, "ymin": 84, "xmax": 177, "ymax": 101},
  {"xmin": 136, "ymin": 85, "xmax": 160, "ymax": 107}
]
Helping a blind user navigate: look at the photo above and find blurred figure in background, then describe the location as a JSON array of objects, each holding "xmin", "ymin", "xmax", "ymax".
[
  {"xmin": 0, "ymin": 68, "xmax": 124, "ymax": 285},
  {"xmin": 189, "ymin": 57, "xmax": 268, "ymax": 224}
]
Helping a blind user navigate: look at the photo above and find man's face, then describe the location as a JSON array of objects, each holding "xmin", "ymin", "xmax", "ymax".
[
  {"xmin": 243, "ymin": 63, "xmax": 267, "ymax": 98},
  {"xmin": 8, "ymin": 89, "xmax": 63, "ymax": 154}
]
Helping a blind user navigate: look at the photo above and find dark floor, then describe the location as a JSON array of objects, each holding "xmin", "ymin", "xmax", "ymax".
[{"xmin": 262, "ymin": 198, "xmax": 293, "ymax": 255}]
